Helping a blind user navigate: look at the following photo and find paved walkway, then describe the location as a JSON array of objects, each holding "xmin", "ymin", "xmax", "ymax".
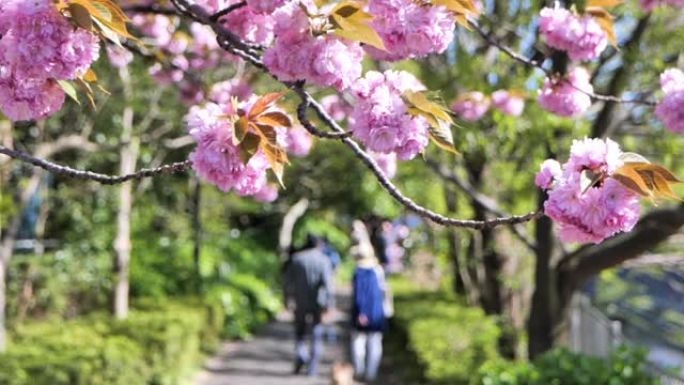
[{"xmin": 194, "ymin": 289, "xmax": 353, "ymax": 385}]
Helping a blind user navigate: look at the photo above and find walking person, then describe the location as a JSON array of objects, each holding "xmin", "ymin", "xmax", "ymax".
[
  {"xmin": 350, "ymin": 220, "xmax": 387, "ymax": 382},
  {"xmin": 284, "ymin": 234, "xmax": 335, "ymax": 376}
]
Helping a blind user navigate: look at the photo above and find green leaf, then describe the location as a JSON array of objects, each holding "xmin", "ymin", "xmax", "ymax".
[
  {"xmin": 239, "ymin": 132, "xmax": 261, "ymax": 164},
  {"xmin": 428, "ymin": 118, "xmax": 458, "ymax": 154},
  {"xmin": 233, "ymin": 117, "xmax": 249, "ymax": 145},
  {"xmin": 331, "ymin": 1, "xmax": 386, "ymax": 50},
  {"xmin": 57, "ymin": 80, "xmax": 80, "ymax": 105}
]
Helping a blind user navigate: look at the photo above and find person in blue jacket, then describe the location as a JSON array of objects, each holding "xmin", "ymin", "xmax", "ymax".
[{"xmin": 350, "ymin": 220, "xmax": 387, "ymax": 382}]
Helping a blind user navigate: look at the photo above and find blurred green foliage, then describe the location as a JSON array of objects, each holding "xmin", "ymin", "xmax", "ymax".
[
  {"xmin": 0, "ymin": 299, "xmax": 221, "ymax": 385},
  {"xmin": 390, "ymin": 277, "xmax": 501, "ymax": 385},
  {"xmin": 479, "ymin": 346, "xmax": 659, "ymax": 385}
]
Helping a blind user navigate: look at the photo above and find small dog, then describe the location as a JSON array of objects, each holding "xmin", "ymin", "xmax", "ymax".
[{"xmin": 331, "ymin": 361, "xmax": 354, "ymax": 385}]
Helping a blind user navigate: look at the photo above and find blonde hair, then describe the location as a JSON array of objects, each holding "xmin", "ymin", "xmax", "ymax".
[{"xmin": 351, "ymin": 220, "xmax": 376, "ymax": 264}]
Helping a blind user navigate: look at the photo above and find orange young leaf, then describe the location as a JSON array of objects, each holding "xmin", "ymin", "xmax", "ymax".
[
  {"xmin": 612, "ymin": 162, "xmax": 682, "ymax": 201},
  {"xmin": 249, "ymin": 122, "xmax": 289, "ymax": 185},
  {"xmin": 587, "ymin": 0, "xmax": 622, "ymax": 7},
  {"xmin": 586, "ymin": 7, "xmax": 617, "ymax": 46},
  {"xmin": 248, "ymin": 92, "xmax": 286, "ymax": 118},
  {"xmin": 255, "ymin": 111, "xmax": 292, "ymax": 128}
]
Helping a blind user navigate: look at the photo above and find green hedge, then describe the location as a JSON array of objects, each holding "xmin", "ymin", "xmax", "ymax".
[
  {"xmin": 390, "ymin": 278, "xmax": 501, "ymax": 385},
  {"xmin": 388, "ymin": 279, "xmax": 659, "ymax": 385},
  {"xmin": 205, "ymin": 274, "xmax": 281, "ymax": 339},
  {"xmin": 0, "ymin": 299, "xmax": 222, "ymax": 385},
  {"xmin": 479, "ymin": 347, "xmax": 660, "ymax": 385}
]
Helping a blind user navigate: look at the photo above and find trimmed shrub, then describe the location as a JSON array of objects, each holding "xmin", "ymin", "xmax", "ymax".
[
  {"xmin": 390, "ymin": 278, "xmax": 501, "ymax": 385},
  {"xmin": 478, "ymin": 347, "xmax": 660, "ymax": 385},
  {"xmin": 0, "ymin": 299, "xmax": 222, "ymax": 385}
]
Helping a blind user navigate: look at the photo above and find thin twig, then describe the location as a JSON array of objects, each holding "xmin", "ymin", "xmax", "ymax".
[
  {"xmin": 121, "ymin": 5, "xmax": 180, "ymax": 15},
  {"xmin": 209, "ymin": 1, "xmax": 247, "ymax": 22},
  {"xmin": 470, "ymin": 21, "xmax": 657, "ymax": 107}
]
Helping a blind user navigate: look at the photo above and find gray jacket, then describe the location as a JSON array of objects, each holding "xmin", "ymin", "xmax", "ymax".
[{"xmin": 284, "ymin": 248, "xmax": 335, "ymax": 314}]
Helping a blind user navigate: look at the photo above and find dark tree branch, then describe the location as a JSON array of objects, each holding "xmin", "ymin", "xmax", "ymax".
[
  {"xmin": 591, "ymin": 15, "xmax": 651, "ymax": 138},
  {"xmin": 425, "ymin": 158, "xmax": 537, "ymax": 249},
  {"xmin": 558, "ymin": 203, "xmax": 684, "ymax": 294},
  {"xmin": 0, "ymin": 145, "xmax": 191, "ymax": 185},
  {"xmin": 209, "ymin": 1, "xmax": 247, "ymax": 22}
]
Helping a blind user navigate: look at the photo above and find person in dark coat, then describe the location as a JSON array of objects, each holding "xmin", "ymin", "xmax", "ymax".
[
  {"xmin": 284, "ymin": 235, "xmax": 335, "ymax": 376},
  {"xmin": 350, "ymin": 221, "xmax": 387, "ymax": 382}
]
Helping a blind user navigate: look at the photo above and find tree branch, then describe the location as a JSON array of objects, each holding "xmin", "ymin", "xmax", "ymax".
[
  {"xmin": 160, "ymin": 0, "xmax": 546, "ymax": 230},
  {"xmin": 0, "ymin": 145, "xmax": 191, "ymax": 185},
  {"xmin": 425, "ymin": 158, "xmax": 537, "ymax": 249},
  {"xmin": 209, "ymin": 1, "xmax": 247, "ymax": 22},
  {"xmin": 591, "ymin": 15, "xmax": 651, "ymax": 138},
  {"xmin": 558, "ymin": 203, "xmax": 684, "ymax": 293},
  {"xmin": 469, "ymin": 20, "xmax": 657, "ymax": 107}
]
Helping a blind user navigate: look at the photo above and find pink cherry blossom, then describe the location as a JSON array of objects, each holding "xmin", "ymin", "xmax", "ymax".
[
  {"xmin": 209, "ymin": 79, "xmax": 253, "ymax": 104},
  {"xmin": 655, "ymin": 68, "xmax": 684, "ymax": 133},
  {"xmin": 219, "ymin": 6, "xmax": 275, "ymax": 46},
  {"xmin": 106, "ymin": 46, "xmax": 134, "ymax": 69},
  {"xmin": 247, "ymin": 0, "xmax": 289, "ymax": 14},
  {"xmin": 535, "ymin": 159, "xmax": 562, "ymax": 190},
  {"xmin": 539, "ymin": 6, "xmax": 608, "ymax": 61},
  {"xmin": 491, "ymin": 90, "xmax": 525, "ymax": 116},
  {"xmin": 371, "ymin": 152, "xmax": 398, "ymax": 179},
  {"xmin": 451, "ymin": 92, "xmax": 491, "ymax": 121},
  {"xmin": 640, "ymin": 0, "xmax": 684, "ymax": 10},
  {"xmin": 365, "ymin": 0, "xmax": 455, "ymax": 61},
  {"xmin": 264, "ymin": 17, "xmax": 363, "ymax": 92},
  {"xmin": 320, "ymin": 95, "xmax": 352, "ymax": 121},
  {"xmin": 186, "ymin": 102, "xmax": 271, "ymax": 196},
  {"xmin": 0, "ymin": 68, "xmax": 65, "ymax": 122},
  {"xmin": 540, "ymin": 138, "xmax": 640, "ymax": 244},
  {"xmin": 285, "ymin": 127, "xmax": 314, "ymax": 157},
  {"xmin": 660, "ymin": 68, "xmax": 684, "ymax": 94},
  {"xmin": 538, "ymin": 67, "xmax": 593, "ymax": 117},
  {"xmin": 2, "ymin": 3, "xmax": 100, "ymax": 81},
  {"xmin": 254, "ymin": 184, "xmax": 279, "ymax": 202},
  {"xmin": 350, "ymin": 71, "xmax": 429, "ymax": 160}
]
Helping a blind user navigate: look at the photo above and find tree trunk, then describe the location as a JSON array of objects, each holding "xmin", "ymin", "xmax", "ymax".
[
  {"xmin": 527, "ymin": 190, "xmax": 556, "ymax": 359},
  {"xmin": 113, "ymin": 67, "xmax": 139, "ymax": 320},
  {"xmin": 444, "ymin": 185, "xmax": 465, "ymax": 295},
  {"xmin": 190, "ymin": 177, "xmax": 202, "ymax": 293}
]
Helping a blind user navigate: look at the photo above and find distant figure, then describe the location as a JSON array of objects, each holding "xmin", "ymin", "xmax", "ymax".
[
  {"xmin": 320, "ymin": 236, "xmax": 342, "ymax": 343},
  {"xmin": 350, "ymin": 220, "xmax": 387, "ymax": 382},
  {"xmin": 284, "ymin": 234, "xmax": 335, "ymax": 376}
]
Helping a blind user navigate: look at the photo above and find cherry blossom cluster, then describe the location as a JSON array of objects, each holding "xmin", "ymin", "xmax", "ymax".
[
  {"xmin": 186, "ymin": 88, "xmax": 312, "ymax": 199},
  {"xmin": 0, "ymin": 0, "xmax": 100, "ymax": 121},
  {"xmin": 640, "ymin": 0, "xmax": 684, "ymax": 11},
  {"xmin": 186, "ymin": 101, "xmax": 271, "ymax": 197},
  {"xmin": 451, "ymin": 89, "xmax": 525, "ymax": 121},
  {"xmin": 364, "ymin": 0, "xmax": 455, "ymax": 61},
  {"xmin": 538, "ymin": 67, "xmax": 593, "ymax": 117},
  {"xmin": 539, "ymin": 5, "xmax": 608, "ymax": 62},
  {"xmin": 349, "ymin": 70, "xmax": 429, "ymax": 160},
  {"xmin": 263, "ymin": 2, "xmax": 364, "ymax": 91},
  {"xmin": 655, "ymin": 68, "xmax": 684, "ymax": 133},
  {"xmin": 536, "ymin": 138, "xmax": 640, "ymax": 244}
]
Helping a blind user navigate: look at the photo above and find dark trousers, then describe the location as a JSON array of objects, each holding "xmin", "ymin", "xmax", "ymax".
[{"xmin": 294, "ymin": 310, "xmax": 324, "ymax": 375}]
